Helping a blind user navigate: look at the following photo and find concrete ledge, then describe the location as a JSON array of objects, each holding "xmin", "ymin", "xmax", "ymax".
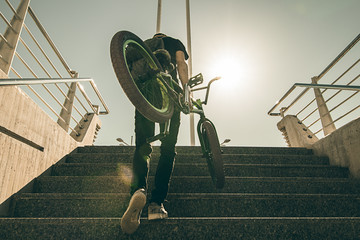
[
  {"xmin": 311, "ymin": 117, "xmax": 360, "ymax": 177},
  {"xmin": 0, "ymin": 85, "xmax": 101, "ymax": 205},
  {"xmin": 277, "ymin": 115, "xmax": 318, "ymax": 147},
  {"xmin": 0, "ymin": 69, "xmax": 6, "ymax": 78}
]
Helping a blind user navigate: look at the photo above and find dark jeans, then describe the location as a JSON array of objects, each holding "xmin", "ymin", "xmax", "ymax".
[{"xmin": 130, "ymin": 109, "xmax": 181, "ymax": 205}]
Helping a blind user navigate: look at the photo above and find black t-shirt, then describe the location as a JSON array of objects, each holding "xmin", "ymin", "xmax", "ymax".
[{"xmin": 162, "ymin": 37, "xmax": 189, "ymax": 81}]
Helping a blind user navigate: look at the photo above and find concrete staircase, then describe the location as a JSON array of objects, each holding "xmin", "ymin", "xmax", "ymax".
[{"xmin": 1, "ymin": 146, "xmax": 360, "ymax": 239}]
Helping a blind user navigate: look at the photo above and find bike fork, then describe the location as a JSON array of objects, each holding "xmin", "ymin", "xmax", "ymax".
[
  {"xmin": 197, "ymin": 117, "xmax": 221, "ymax": 156},
  {"xmin": 197, "ymin": 117, "xmax": 208, "ymax": 157}
]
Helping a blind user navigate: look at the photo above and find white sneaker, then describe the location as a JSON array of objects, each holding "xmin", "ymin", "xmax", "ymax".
[
  {"xmin": 121, "ymin": 189, "xmax": 146, "ymax": 234},
  {"xmin": 148, "ymin": 202, "xmax": 168, "ymax": 220}
]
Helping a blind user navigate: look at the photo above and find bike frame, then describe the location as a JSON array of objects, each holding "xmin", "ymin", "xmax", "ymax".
[{"xmin": 146, "ymin": 72, "xmax": 221, "ymax": 150}]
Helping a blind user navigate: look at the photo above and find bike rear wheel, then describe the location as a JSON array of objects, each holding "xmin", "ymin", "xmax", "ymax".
[
  {"xmin": 201, "ymin": 120, "xmax": 225, "ymax": 189},
  {"xmin": 110, "ymin": 31, "xmax": 174, "ymax": 123}
]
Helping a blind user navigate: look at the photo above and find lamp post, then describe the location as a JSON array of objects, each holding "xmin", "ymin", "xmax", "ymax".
[
  {"xmin": 156, "ymin": 0, "xmax": 162, "ymax": 33},
  {"xmin": 186, "ymin": 0, "xmax": 195, "ymax": 146},
  {"xmin": 156, "ymin": 0, "xmax": 195, "ymax": 146}
]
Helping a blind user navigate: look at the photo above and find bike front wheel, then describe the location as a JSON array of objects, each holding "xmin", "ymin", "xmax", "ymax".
[
  {"xmin": 201, "ymin": 120, "xmax": 225, "ymax": 189},
  {"xmin": 110, "ymin": 31, "xmax": 174, "ymax": 123}
]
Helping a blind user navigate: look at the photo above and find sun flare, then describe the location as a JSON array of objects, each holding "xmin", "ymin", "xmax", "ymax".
[
  {"xmin": 213, "ymin": 56, "xmax": 242, "ymax": 81},
  {"xmin": 205, "ymin": 53, "xmax": 250, "ymax": 94}
]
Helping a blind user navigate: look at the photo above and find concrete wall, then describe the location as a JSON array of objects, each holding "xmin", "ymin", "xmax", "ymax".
[
  {"xmin": 311, "ymin": 117, "xmax": 360, "ymax": 178},
  {"xmin": 277, "ymin": 115, "xmax": 319, "ymax": 147},
  {"xmin": 0, "ymin": 84, "xmax": 101, "ymax": 204},
  {"xmin": 278, "ymin": 114, "xmax": 360, "ymax": 178}
]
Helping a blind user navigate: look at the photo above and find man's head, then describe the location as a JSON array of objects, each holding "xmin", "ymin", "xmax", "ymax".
[{"xmin": 153, "ymin": 33, "xmax": 167, "ymax": 39}]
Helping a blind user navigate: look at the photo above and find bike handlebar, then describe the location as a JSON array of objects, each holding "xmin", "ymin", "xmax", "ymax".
[
  {"xmin": 159, "ymin": 71, "xmax": 220, "ymax": 114},
  {"xmin": 182, "ymin": 75, "xmax": 221, "ymax": 115},
  {"xmin": 191, "ymin": 76, "xmax": 221, "ymax": 105}
]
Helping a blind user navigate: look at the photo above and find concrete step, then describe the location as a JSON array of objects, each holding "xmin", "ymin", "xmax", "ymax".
[
  {"xmin": 66, "ymin": 152, "xmax": 330, "ymax": 165},
  {"xmin": 1, "ymin": 217, "xmax": 359, "ymax": 239},
  {"xmin": 10, "ymin": 193, "xmax": 360, "ymax": 218},
  {"xmin": 34, "ymin": 176, "xmax": 360, "ymax": 194},
  {"xmin": 3, "ymin": 145, "xmax": 359, "ymax": 239},
  {"xmin": 76, "ymin": 146, "xmax": 313, "ymax": 155},
  {"xmin": 51, "ymin": 163, "xmax": 349, "ymax": 178}
]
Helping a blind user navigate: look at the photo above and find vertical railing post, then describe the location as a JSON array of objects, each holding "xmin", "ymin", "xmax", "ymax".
[
  {"xmin": 0, "ymin": 0, "xmax": 30, "ymax": 75},
  {"xmin": 186, "ymin": 0, "xmax": 195, "ymax": 146},
  {"xmin": 57, "ymin": 71, "xmax": 78, "ymax": 131},
  {"xmin": 311, "ymin": 76, "xmax": 336, "ymax": 135},
  {"xmin": 156, "ymin": 0, "xmax": 162, "ymax": 33}
]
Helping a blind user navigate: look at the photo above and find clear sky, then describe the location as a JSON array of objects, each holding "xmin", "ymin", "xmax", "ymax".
[{"xmin": 28, "ymin": 0, "xmax": 360, "ymax": 147}]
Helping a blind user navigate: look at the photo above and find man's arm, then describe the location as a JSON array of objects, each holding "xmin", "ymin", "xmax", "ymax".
[{"xmin": 176, "ymin": 50, "xmax": 189, "ymax": 88}]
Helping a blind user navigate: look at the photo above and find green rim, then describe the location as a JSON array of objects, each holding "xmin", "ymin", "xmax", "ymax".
[{"xmin": 123, "ymin": 39, "xmax": 170, "ymax": 114}]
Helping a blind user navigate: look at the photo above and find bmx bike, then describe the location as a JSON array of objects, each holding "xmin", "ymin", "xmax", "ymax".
[{"xmin": 110, "ymin": 31, "xmax": 224, "ymax": 189}]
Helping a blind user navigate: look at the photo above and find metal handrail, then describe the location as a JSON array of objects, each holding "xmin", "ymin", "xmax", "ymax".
[
  {"xmin": 1, "ymin": 1, "xmax": 110, "ymax": 140},
  {"xmin": 5, "ymin": 0, "xmax": 20, "ymax": 18},
  {"xmin": 296, "ymin": 59, "xmax": 360, "ymax": 121},
  {"xmin": 317, "ymin": 34, "xmax": 360, "ymax": 81},
  {"xmin": 6, "ymin": 68, "xmax": 86, "ymax": 135},
  {"xmin": 268, "ymin": 83, "xmax": 360, "ymax": 116},
  {"xmin": 0, "ymin": 78, "xmax": 110, "ymax": 115},
  {"xmin": 27, "ymin": 7, "xmax": 73, "ymax": 77},
  {"xmin": 268, "ymin": 33, "xmax": 360, "ymax": 140},
  {"xmin": 23, "ymin": 9, "xmax": 96, "ymax": 115}
]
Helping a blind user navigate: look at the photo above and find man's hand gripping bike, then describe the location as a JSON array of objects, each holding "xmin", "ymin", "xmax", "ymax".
[{"xmin": 110, "ymin": 31, "xmax": 224, "ymax": 189}]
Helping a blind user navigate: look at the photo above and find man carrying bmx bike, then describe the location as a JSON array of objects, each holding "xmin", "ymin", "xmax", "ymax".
[{"xmin": 120, "ymin": 33, "xmax": 189, "ymax": 234}]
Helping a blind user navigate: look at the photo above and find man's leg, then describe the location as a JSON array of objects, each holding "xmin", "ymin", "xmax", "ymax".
[
  {"xmin": 130, "ymin": 110, "xmax": 155, "ymax": 194},
  {"xmin": 121, "ymin": 110, "xmax": 154, "ymax": 234},
  {"xmin": 148, "ymin": 110, "xmax": 180, "ymax": 219}
]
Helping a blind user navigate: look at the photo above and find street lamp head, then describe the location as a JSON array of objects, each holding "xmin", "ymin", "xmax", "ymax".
[
  {"xmin": 220, "ymin": 139, "xmax": 231, "ymax": 146},
  {"xmin": 116, "ymin": 138, "xmax": 129, "ymax": 146}
]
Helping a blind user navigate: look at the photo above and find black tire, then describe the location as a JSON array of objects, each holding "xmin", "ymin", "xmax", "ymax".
[
  {"xmin": 201, "ymin": 120, "xmax": 225, "ymax": 189},
  {"xmin": 110, "ymin": 31, "xmax": 174, "ymax": 123}
]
